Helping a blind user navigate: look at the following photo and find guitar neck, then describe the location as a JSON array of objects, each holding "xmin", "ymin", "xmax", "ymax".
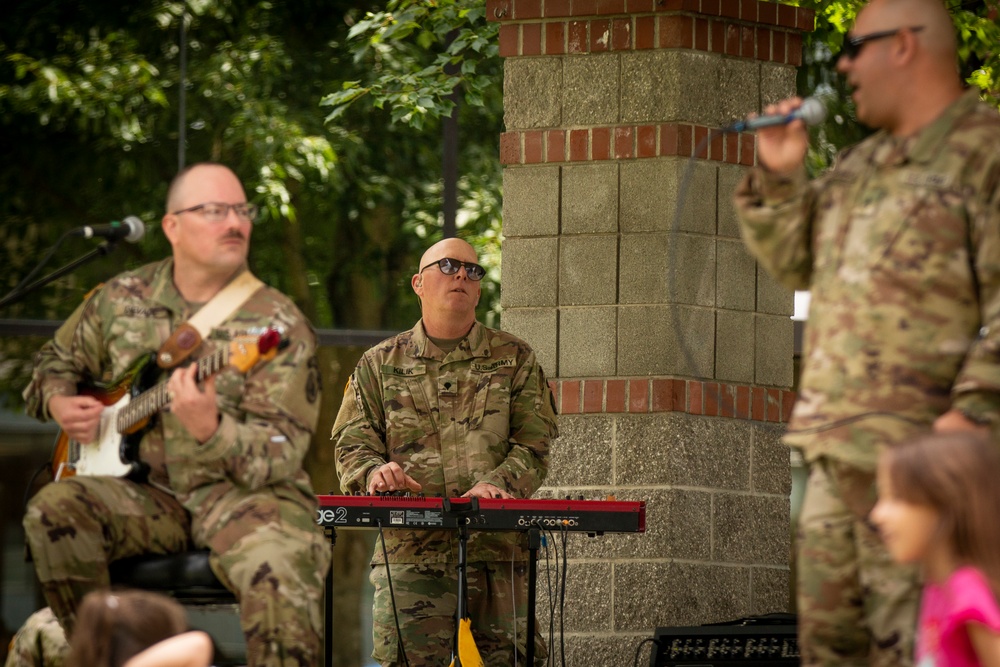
[{"xmin": 117, "ymin": 347, "xmax": 228, "ymax": 433}]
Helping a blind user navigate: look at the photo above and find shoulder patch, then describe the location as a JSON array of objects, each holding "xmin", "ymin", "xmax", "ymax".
[{"xmin": 305, "ymin": 355, "xmax": 321, "ymax": 403}]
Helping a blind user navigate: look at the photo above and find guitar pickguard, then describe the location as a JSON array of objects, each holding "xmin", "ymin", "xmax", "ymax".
[
  {"xmin": 71, "ymin": 393, "xmax": 139, "ymax": 477},
  {"xmin": 68, "ymin": 353, "xmax": 160, "ymax": 478}
]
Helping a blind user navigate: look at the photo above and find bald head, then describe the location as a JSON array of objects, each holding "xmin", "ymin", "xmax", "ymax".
[
  {"xmin": 859, "ymin": 0, "xmax": 957, "ymax": 63},
  {"xmin": 166, "ymin": 162, "xmax": 241, "ymax": 213},
  {"xmin": 418, "ymin": 238, "xmax": 479, "ymax": 272}
]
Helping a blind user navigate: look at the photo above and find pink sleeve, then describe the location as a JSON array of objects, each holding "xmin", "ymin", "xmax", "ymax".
[{"xmin": 946, "ymin": 568, "xmax": 1000, "ymax": 633}]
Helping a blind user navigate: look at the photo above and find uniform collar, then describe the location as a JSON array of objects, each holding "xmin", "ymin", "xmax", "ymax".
[
  {"xmin": 407, "ymin": 319, "xmax": 491, "ymax": 361},
  {"xmin": 891, "ymin": 88, "xmax": 980, "ymax": 166},
  {"xmin": 148, "ymin": 257, "xmax": 188, "ymax": 313},
  {"xmin": 148, "ymin": 257, "xmax": 250, "ymax": 320}
]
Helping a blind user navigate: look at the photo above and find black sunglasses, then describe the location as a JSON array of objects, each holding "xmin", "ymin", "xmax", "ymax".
[
  {"xmin": 419, "ymin": 257, "xmax": 486, "ymax": 281},
  {"xmin": 838, "ymin": 26, "xmax": 924, "ymax": 60}
]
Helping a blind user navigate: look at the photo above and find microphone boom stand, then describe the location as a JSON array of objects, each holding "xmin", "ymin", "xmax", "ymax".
[{"xmin": 0, "ymin": 241, "xmax": 119, "ymax": 310}]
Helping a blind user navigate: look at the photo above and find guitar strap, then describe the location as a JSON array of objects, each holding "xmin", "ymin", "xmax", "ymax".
[{"xmin": 156, "ymin": 270, "xmax": 265, "ymax": 368}]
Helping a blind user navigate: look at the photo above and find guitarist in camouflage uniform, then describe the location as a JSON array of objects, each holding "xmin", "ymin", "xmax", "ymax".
[{"xmin": 21, "ymin": 163, "xmax": 329, "ymax": 666}]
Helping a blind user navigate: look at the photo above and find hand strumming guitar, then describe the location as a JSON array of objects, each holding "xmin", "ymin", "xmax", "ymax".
[{"xmin": 48, "ymin": 394, "xmax": 103, "ymax": 444}]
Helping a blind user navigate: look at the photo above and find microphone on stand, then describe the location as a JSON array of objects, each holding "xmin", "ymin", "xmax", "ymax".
[
  {"xmin": 73, "ymin": 216, "xmax": 146, "ymax": 243},
  {"xmin": 724, "ymin": 97, "xmax": 827, "ymax": 132}
]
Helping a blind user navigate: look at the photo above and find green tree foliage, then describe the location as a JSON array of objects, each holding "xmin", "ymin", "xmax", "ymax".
[
  {"xmin": 0, "ymin": 0, "xmax": 506, "ymax": 399},
  {"xmin": 320, "ymin": 0, "xmax": 500, "ymax": 128},
  {"xmin": 320, "ymin": 0, "xmax": 506, "ymax": 322}
]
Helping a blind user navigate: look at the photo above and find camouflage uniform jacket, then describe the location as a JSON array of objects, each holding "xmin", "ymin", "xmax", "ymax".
[
  {"xmin": 332, "ymin": 320, "xmax": 558, "ymax": 564},
  {"xmin": 22, "ymin": 257, "xmax": 322, "ymax": 543},
  {"xmin": 735, "ymin": 90, "xmax": 1000, "ymax": 469}
]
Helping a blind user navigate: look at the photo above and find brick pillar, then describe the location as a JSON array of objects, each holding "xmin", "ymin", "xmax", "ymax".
[{"xmin": 492, "ymin": 0, "xmax": 813, "ymax": 663}]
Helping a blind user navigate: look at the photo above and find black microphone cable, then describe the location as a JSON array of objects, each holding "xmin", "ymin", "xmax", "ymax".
[
  {"xmin": 377, "ymin": 520, "xmax": 411, "ymax": 667},
  {"xmin": 632, "ymin": 637, "xmax": 661, "ymax": 667},
  {"xmin": 540, "ymin": 526, "xmax": 558, "ymax": 667},
  {"xmin": 558, "ymin": 525, "xmax": 569, "ymax": 667},
  {"xmin": 669, "ymin": 129, "xmax": 726, "ymax": 409}
]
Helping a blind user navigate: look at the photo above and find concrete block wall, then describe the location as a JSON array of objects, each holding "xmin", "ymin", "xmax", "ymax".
[{"xmin": 490, "ymin": 0, "xmax": 812, "ymax": 663}]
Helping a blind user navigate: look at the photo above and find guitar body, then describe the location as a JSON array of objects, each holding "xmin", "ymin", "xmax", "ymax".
[
  {"xmin": 52, "ymin": 353, "xmax": 159, "ymax": 480},
  {"xmin": 49, "ymin": 330, "xmax": 283, "ymax": 480}
]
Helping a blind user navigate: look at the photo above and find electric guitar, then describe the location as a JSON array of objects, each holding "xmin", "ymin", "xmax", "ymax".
[{"xmin": 51, "ymin": 329, "xmax": 285, "ymax": 479}]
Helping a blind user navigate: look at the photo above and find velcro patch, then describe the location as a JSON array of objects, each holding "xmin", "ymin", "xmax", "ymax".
[
  {"xmin": 472, "ymin": 358, "xmax": 515, "ymax": 373},
  {"xmin": 381, "ymin": 364, "xmax": 426, "ymax": 377}
]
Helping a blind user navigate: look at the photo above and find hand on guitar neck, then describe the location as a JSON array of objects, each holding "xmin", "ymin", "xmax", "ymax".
[{"xmin": 165, "ymin": 363, "xmax": 220, "ymax": 443}]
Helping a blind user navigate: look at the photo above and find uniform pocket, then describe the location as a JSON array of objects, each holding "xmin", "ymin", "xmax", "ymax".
[
  {"xmin": 382, "ymin": 368, "xmax": 437, "ymax": 454},
  {"xmin": 471, "ymin": 359, "xmax": 515, "ymax": 438}
]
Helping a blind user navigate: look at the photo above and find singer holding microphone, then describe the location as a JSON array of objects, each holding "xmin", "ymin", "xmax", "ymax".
[{"xmin": 734, "ymin": 0, "xmax": 1000, "ymax": 665}]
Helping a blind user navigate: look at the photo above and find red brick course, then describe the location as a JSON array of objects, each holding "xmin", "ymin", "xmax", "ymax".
[
  {"xmin": 490, "ymin": 0, "xmax": 813, "ymax": 64},
  {"xmin": 549, "ymin": 376, "xmax": 796, "ymax": 423},
  {"xmin": 500, "ymin": 123, "xmax": 756, "ymax": 165}
]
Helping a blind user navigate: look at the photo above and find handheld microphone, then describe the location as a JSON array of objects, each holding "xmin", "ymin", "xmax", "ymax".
[
  {"xmin": 725, "ymin": 97, "xmax": 827, "ymax": 132},
  {"xmin": 73, "ymin": 216, "xmax": 146, "ymax": 244}
]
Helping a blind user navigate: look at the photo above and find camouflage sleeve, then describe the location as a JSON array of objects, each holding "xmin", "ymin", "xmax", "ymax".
[
  {"xmin": 733, "ymin": 165, "xmax": 817, "ymax": 291},
  {"xmin": 332, "ymin": 354, "xmax": 388, "ymax": 494},
  {"xmin": 22, "ymin": 286, "xmax": 107, "ymax": 421},
  {"xmin": 191, "ymin": 320, "xmax": 321, "ymax": 490},
  {"xmin": 951, "ymin": 168, "xmax": 1000, "ymax": 421},
  {"xmin": 477, "ymin": 352, "xmax": 557, "ymax": 497}
]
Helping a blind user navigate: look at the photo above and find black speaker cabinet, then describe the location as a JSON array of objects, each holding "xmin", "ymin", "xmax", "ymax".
[{"xmin": 650, "ymin": 614, "xmax": 798, "ymax": 667}]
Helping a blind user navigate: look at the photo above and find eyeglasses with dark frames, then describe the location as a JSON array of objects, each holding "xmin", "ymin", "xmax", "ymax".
[
  {"xmin": 172, "ymin": 202, "xmax": 260, "ymax": 223},
  {"xmin": 419, "ymin": 257, "xmax": 486, "ymax": 281},
  {"xmin": 838, "ymin": 26, "xmax": 924, "ymax": 61}
]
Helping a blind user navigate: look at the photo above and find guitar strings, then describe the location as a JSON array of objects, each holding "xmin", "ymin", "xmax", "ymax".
[{"xmin": 116, "ymin": 345, "xmax": 230, "ymax": 432}]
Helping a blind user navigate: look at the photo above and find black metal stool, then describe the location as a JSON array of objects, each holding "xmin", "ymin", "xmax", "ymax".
[
  {"xmin": 109, "ymin": 549, "xmax": 334, "ymax": 667},
  {"xmin": 109, "ymin": 549, "xmax": 235, "ymax": 604},
  {"xmin": 109, "ymin": 550, "xmax": 244, "ymax": 665}
]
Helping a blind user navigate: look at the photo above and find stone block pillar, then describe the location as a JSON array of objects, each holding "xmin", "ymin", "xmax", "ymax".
[{"xmin": 491, "ymin": 0, "xmax": 813, "ymax": 663}]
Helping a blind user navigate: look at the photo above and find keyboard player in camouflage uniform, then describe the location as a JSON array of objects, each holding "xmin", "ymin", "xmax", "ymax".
[{"xmin": 333, "ymin": 237, "xmax": 559, "ymax": 667}]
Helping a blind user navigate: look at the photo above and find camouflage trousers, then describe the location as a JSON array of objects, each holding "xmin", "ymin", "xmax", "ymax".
[
  {"xmin": 797, "ymin": 457, "xmax": 920, "ymax": 667},
  {"xmin": 23, "ymin": 476, "xmax": 330, "ymax": 667},
  {"xmin": 369, "ymin": 561, "xmax": 547, "ymax": 667},
  {"xmin": 4, "ymin": 607, "xmax": 67, "ymax": 667}
]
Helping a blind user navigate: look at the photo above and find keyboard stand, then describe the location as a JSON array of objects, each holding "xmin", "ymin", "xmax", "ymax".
[
  {"xmin": 526, "ymin": 526, "xmax": 540, "ymax": 666},
  {"xmin": 444, "ymin": 497, "xmax": 479, "ymax": 667}
]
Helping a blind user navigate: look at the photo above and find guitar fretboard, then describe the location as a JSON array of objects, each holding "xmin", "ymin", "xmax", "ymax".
[{"xmin": 116, "ymin": 346, "xmax": 230, "ymax": 432}]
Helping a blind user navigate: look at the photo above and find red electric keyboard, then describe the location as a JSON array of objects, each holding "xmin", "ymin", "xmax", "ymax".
[
  {"xmin": 315, "ymin": 494, "xmax": 646, "ymax": 667},
  {"xmin": 316, "ymin": 494, "xmax": 646, "ymax": 535}
]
